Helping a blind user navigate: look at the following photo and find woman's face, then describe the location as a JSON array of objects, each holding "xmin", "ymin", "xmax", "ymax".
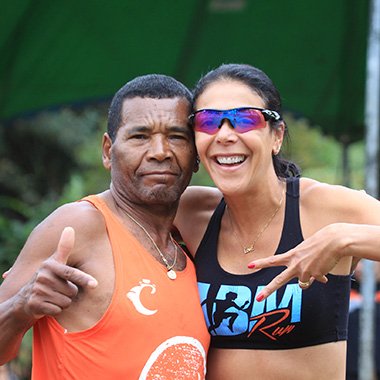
[{"xmin": 194, "ymin": 79, "xmax": 283, "ymax": 195}]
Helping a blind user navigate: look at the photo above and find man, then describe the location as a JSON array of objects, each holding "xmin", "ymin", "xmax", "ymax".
[{"xmin": 0, "ymin": 74, "xmax": 210, "ymax": 379}]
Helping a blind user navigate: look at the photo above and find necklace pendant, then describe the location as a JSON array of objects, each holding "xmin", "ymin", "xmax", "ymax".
[
  {"xmin": 243, "ymin": 246, "xmax": 254, "ymax": 254},
  {"xmin": 167, "ymin": 269, "xmax": 177, "ymax": 280}
]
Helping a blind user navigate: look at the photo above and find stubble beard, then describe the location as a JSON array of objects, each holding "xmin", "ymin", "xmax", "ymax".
[{"xmin": 140, "ymin": 184, "xmax": 183, "ymax": 206}]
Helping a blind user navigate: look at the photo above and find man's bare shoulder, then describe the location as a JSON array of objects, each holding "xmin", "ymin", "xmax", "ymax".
[
  {"xmin": 27, "ymin": 199, "xmax": 105, "ymax": 250},
  {"xmin": 46, "ymin": 198, "xmax": 104, "ymax": 232},
  {"xmin": 0, "ymin": 197, "xmax": 106, "ymax": 300}
]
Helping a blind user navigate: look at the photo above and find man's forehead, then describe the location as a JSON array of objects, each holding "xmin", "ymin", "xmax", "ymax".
[{"xmin": 121, "ymin": 96, "xmax": 189, "ymax": 116}]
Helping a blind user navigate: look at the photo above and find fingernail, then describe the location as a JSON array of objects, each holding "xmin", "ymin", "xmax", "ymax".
[
  {"xmin": 88, "ymin": 279, "xmax": 98, "ymax": 288},
  {"xmin": 247, "ymin": 263, "xmax": 255, "ymax": 269},
  {"xmin": 256, "ymin": 293, "xmax": 264, "ymax": 302}
]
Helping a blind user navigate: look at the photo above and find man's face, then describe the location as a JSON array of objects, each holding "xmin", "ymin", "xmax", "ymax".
[{"xmin": 104, "ymin": 97, "xmax": 196, "ymax": 208}]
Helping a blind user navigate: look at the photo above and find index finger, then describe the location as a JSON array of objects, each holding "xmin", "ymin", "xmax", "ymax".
[
  {"xmin": 248, "ymin": 254, "xmax": 288, "ymax": 270},
  {"xmin": 255, "ymin": 268, "xmax": 295, "ymax": 302},
  {"xmin": 54, "ymin": 263, "xmax": 98, "ymax": 289}
]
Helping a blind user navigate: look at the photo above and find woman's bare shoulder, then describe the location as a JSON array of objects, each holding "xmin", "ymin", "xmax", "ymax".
[{"xmin": 300, "ymin": 177, "xmax": 380, "ymax": 224}]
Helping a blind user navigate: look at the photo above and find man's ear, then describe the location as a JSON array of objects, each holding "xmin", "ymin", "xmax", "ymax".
[{"xmin": 102, "ymin": 133, "xmax": 112, "ymax": 170}]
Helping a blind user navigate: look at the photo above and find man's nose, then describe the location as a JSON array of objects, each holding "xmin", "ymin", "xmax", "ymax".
[{"xmin": 147, "ymin": 135, "xmax": 172, "ymax": 161}]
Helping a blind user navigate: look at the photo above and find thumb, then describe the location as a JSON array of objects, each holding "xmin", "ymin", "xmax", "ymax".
[{"xmin": 54, "ymin": 227, "xmax": 75, "ymax": 264}]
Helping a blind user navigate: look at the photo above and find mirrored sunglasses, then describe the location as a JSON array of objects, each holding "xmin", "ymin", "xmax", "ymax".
[{"xmin": 189, "ymin": 107, "xmax": 281, "ymax": 135}]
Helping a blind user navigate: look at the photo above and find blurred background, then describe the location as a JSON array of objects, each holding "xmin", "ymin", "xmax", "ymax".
[{"xmin": 0, "ymin": 0, "xmax": 377, "ymax": 378}]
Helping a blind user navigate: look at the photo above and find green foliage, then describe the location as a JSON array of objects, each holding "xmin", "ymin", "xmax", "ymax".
[
  {"xmin": 191, "ymin": 164, "xmax": 214, "ymax": 186},
  {"xmin": 285, "ymin": 115, "xmax": 339, "ymax": 170},
  {"xmin": 348, "ymin": 140, "xmax": 365, "ymax": 189},
  {"xmin": 283, "ymin": 113, "xmax": 364, "ymax": 189},
  {"xmin": 0, "ymin": 105, "xmax": 110, "ymax": 275}
]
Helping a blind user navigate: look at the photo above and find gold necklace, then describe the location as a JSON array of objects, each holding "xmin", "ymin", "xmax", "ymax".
[
  {"xmin": 227, "ymin": 189, "xmax": 285, "ymax": 254},
  {"xmin": 124, "ymin": 210, "xmax": 178, "ymax": 280}
]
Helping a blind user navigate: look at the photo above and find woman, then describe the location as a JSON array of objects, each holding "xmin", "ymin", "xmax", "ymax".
[{"xmin": 174, "ymin": 63, "xmax": 380, "ymax": 379}]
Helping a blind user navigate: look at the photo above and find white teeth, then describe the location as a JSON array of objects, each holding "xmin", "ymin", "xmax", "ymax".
[{"xmin": 216, "ymin": 155, "xmax": 245, "ymax": 165}]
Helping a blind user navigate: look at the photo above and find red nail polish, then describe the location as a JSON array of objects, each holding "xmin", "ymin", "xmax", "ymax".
[
  {"xmin": 248, "ymin": 263, "xmax": 255, "ymax": 269},
  {"xmin": 256, "ymin": 294, "xmax": 264, "ymax": 302}
]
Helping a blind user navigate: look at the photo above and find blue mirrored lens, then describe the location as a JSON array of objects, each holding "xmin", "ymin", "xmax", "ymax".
[{"xmin": 193, "ymin": 108, "xmax": 266, "ymax": 134}]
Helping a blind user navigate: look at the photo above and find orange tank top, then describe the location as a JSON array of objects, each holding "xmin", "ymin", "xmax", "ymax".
[{"xmin": 32, "ymin": 195, "xmax": 210, "ymax": 379}]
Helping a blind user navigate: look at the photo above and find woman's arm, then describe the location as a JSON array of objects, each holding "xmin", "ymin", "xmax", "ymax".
[
  {"xmin": 248, "ymin": 181, "xmax": 380, "ymax": 300},
  {"xmin": 174, "ymin": 186, "xmax": 222, "ymax": 256}
]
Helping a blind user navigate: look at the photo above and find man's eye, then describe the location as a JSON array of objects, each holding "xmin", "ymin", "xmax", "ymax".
[
  {"xmin": 169, "ymin": 134, "xmax": 187, "ymax": 140},
  {"xmin": 130, "ymin": 134, "xmax": 148, "ymax": 140}
]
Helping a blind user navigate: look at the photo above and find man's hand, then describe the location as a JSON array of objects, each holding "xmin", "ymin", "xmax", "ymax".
[{"xmin": 20, "ymin": 227, "xmax": 98, "ymax": 320}]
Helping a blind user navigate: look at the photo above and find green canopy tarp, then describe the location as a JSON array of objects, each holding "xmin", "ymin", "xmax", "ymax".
[{"xmin": 1, "ymin": 0, "xmax": 369, "ymax": 142}]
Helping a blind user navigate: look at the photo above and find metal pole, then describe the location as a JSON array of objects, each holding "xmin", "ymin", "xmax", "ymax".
[{"xmin": 360, "ymin": 0, "xmax": 380, "ymax": 378}]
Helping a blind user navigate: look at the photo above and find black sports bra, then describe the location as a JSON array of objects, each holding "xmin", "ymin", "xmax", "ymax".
[{"xmin": 195, "ymin": 177, "xmax": 351, "ymax": 349}]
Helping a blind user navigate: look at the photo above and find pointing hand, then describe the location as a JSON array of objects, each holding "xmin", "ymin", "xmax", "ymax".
[{"xmin": 21, "ymin": 227, "xmax": 98, "ymax": 319}]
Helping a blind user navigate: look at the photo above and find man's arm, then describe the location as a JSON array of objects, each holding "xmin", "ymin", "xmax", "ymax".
[{"xmin": 0, "ymin": 211, "xmax": 98, "ymax": 364}]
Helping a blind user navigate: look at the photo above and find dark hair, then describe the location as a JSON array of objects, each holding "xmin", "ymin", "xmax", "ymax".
[
  {"xmin": 107, "ymin": 74, "xmax": 192, "ymax": 141},
  {"xmin": 193, "ymin": 63, "xmax": 300, "ymax": 178}
]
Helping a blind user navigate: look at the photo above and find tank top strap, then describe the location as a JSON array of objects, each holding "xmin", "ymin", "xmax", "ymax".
[
  {"xmin": 202, "ymin": 198, "xmax": 226, "ymax": 245},
  {"xmin": 286, "ymin": 176, "xmax": 300, "ymax": 197},
  {"xmin": 196, "ymin": 178, "xmax": 304, "ymax": 258},
  {"xmin": 194, "ymin": 198, "xmax": 226, "ymax": 264},
  {"xmin": 79, "ymin": 195, "xmax": 133, "ymax": 239},
  {"xmin": 276, "ymin": 177, "xmax": 304, "ymax": 254},
  {"xmin": 80, "ymin": 195, "xmax": 116, "ymax": 222}
]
